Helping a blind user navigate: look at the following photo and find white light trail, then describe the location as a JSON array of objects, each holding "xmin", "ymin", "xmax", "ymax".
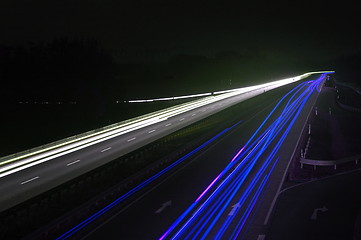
[{"xmin": 0, "ymin": 71, "xmax": 334, "ymax": 178}]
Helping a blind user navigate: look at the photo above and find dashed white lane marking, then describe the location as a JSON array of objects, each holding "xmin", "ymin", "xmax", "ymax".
[
  {"xmin": 101, "ymin": 147, "xmax": 112, "ymax": 152},
  {"xmin": 179, "ymin": 118, "xmax": 185, "ymax": 121},
  {"xmin": 165, "ymin": 123, "xmax": 172, "ymax": 126},
  {"xmin": 257, "ymin": 235, "xmax": 266, "ymax": 240},
  {"xmin": 21, "ymin": 176, "xmax": 39, "ymax": 185},
  {"xmin": 202, "ymin": 109, "xmax": 206, "ymax": 112},
  {"xmin": 127, "ymin": 137, "xmax": 136, "ymax": 142},
  {"xmin": 148, "ymin": 129, "xmax": 156, "ymax": 133},
  {"xmin": 66, "ymin": 159, "xmax": 81, "ymax": 166},
  {"xmin": 191, "ymin": 113, "xmax": 196, "ymax": 116}
]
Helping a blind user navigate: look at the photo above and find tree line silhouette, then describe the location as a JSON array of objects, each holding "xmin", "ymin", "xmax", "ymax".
[
  {"xmin": 1, "ymin": 37, "xmax": 360, "ymax": 106},
  {"xmin": 0, "ymin": 38, "xmax": 117, "ymax": 104}
]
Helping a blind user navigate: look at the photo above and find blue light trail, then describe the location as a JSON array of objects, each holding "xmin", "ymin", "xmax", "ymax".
[
  {"xmin": 55, "ymin": 120, "xmax": 243, "ymax": 240},
  {"xmin": 159, "ymin": 74, "xmax": 327, "ymax": 239}
]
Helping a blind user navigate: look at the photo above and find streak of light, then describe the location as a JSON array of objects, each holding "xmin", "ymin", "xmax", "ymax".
[
  {"xmin": 55, "ymin": 121, "xmax": 243, "ymax": 240},
  {"xmin": 0, "ymin": 72, "xmax": 332, "ymax": 181},
  {"xmin": 159, "ymin": 74, "xmax": 327, "ymax": 240}
]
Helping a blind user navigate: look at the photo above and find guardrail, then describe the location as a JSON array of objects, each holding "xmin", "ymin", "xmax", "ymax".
[
  {"xmin": 335, "ymin": 80, "xmax": 361, "ymax": 95},
  {"xmin": 335, "ymin": 81, "xmax": 361, "ymax": 112},
  {"xmin": 300, "ymin": 154, "xmax": 361, "ymax": 170}
]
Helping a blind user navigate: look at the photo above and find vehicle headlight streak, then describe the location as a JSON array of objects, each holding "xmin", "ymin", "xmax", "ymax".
[
  {"xmin": 0, "ymin": 75, "xmax": 300, "ymax": 175},
  {"xmin": 159, "ymin": 74, "xmax": 326, "ymax": 240},
  {"xmin": 0, "ymin": 83, "xmax": 294, "ymax": 177},
  {"xmin": 0, "ymin": 72, "xmax": 332, "ymax": 178},
  {"xmin": 128, "ymin": 71, "xmax": 332, "ymax": 102}
]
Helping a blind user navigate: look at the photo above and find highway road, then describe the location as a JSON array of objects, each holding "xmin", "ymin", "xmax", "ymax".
[
  {"xmin": 0, "ymin": 89, "xmax": 261, "ymax": 212},
  {"xmin": 298, "ymin": 80, "xmax": 361, "ymax": 169},
  {"xmin": 267, "ymin": 168, "xmax": 361, "ymax": 240},
  {"xmin": 51, "ymin": 74, "xmax": 330, "ymax": 239},
  {"xmin": 1, "ymin": 73, "xmax": 326, "ymax": 212}
]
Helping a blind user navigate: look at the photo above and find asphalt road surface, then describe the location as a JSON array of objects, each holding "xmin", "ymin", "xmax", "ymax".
[
  {"xmin": 61, "ymin": 75, "xmax": 329, "ymax": 240},
  {"xmin": 0, "ymin": 84, "xmax": 277, "ymax": 212},
  {"xmin": 267, "ymin": 168, "xmax": 361, "ymax": 240}
]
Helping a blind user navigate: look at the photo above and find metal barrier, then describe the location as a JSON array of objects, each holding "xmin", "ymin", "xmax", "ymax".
[
  {"xmin": 334, "ymin": 80, "xmax": 361, "ymax": 95},
  {"xmin": 337, "ymin": 101, "xmax": 361, "ymax": 112},
  {"xmin": 300, "ymin": 154, "xmax": 361, "ymax": 170}
]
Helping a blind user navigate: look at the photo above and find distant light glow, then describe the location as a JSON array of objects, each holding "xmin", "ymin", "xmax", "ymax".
[{"xmin": 128, "ymin": 71, "xmax": 334, "ymax": 103}]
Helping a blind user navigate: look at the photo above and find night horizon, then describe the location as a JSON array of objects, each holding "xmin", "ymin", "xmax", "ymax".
[
  {"xmin": 1, "ymin": 1, "xmax": 361, "ymax": 63},
  {"xmin": 1, "ymin": 1, "xmax": 361, "ymax": 240}
]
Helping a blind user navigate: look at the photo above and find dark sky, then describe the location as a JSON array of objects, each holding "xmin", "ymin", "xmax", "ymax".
[{"xmin": 1, "ymin": 0, "xmax": 360, "ymax": 63}]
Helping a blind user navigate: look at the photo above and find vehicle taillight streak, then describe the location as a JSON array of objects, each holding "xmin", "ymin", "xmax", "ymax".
[{"xmin": 160, "ymin": 74, "xmax": 326, "ymax": 240}]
